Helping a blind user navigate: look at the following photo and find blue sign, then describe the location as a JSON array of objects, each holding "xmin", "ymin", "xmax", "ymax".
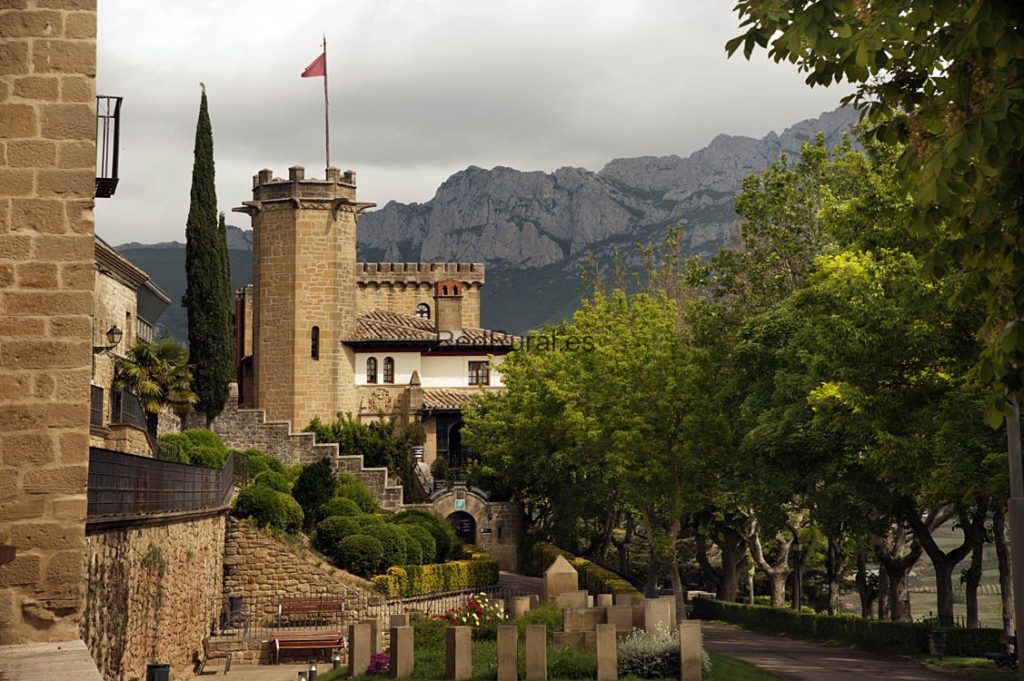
[{"xmin": 455, "ymin": 499, "xmax": 466, "ymax": 510}]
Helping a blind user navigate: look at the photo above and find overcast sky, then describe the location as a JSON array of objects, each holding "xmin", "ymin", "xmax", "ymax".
[{"xmin": 94, "ymin": 0, "xmax": 849, "ymax": 245}]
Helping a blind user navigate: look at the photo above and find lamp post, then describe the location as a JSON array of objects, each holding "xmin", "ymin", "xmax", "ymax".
[
  {"xmin": 93, "ymin": 324, "xmax": 123, "ymax": 354},
  {"xmin": 792, "ymin": 536, "xmax": 802, "ymax": 611}
]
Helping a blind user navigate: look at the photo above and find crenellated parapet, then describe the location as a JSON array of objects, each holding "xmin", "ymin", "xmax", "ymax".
[
  {"xmin": 356, "ymin": 261, "xmax": 486, "ymax": 284},
  {"xmin": 355, "ymin": 262, "xmax": 484, "ymax": 328}
]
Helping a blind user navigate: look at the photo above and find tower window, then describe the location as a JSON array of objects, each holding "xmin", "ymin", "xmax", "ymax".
[
  {"xmin": 416, "ymin": 303, "xmax": 431, "ymax": 319},
  {"xmin": 311, "ymin": 326, "xmax": 320, "ymax": 360},
  {"xmin": 383, "ymin": 357, "xmax": 395, "ymax": 384},
  {"xmin": 468, "ymin": 361, "xmax": 490, "ymax": 386},
  {"xmin": 366, "ymin": 357, "xmax": 378, "ymax": 384}
]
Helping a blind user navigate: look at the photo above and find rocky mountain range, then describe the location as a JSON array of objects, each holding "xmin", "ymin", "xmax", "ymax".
[{"xmin": 118, "ymin": 106, "xmax": 858, "ymax": 337}]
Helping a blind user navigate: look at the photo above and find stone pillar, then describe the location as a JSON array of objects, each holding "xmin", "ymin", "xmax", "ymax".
[
  {"xmin": 596, "ymin": 594, "xmax": 614, "ymax": 607},
  {"xmin": 497, "ymin": 625, "xmax": 518, "ymax": 681},
  {"xmin": 389, "ymin": 626, "xmax": 414, "ymax": 679},
  {"xmin": 613, "ymin": 593, "xmax": 633, "ymax": 606},
  {"xmin": 679, "ymin": 621, "xmax": 703, "ymax": 681},
  {"xmin": 0, "ymin": 0, "xmax": 97, "ymax": 647},
  {"xmin": 348, "ymin": 622, "xmax": 372, "ymax": 676},
  {"xmin": 543, "ymin": 555, "xmax": 578, "ymax": 602},
  {"xmin": 643, "ymin": 598, "xmax": 673, "ymax": 635},
  {"xmin": 605, "ymin": 605, "xmax": 633, "ymax": 632},
  {"xmin": 361, "ymin": 616, "xmax": 383, "ymax": 653},
  {"xmin": 525, "ymin": 625, "xmax": 547, "ymax": 681},
  {"xmin": 390, "ymin": 613, "xmax": 410, "ymax": 628},
  {"xmin": 445, "ymin": 626, "xmax": 472, "ymax": 681},
  {"xmin": 658, "ymin": 594, "xmax": 677, "ymax": 630},
  {"xmin": 595, "ymin": 623, "xmax": 617, "ymax": 681},
  {"xmin": 510, "ymin": 595, "xmax": 531, "ymax": 619}
]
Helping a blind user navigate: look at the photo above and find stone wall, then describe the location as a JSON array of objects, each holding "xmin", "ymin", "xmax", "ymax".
[
  {"xmin": 222, "ymin": 518, "xmax": 382, "ymax": 662},
  {"xmin": 354, "ymin": 262, "xmax": 484, "ymax": 329},
  {"xmin": 0, "ymin": 0, "xmax": 98, "ymax": 644},
  {"xmin": 81, "ymin": 512, "xmax": 227, "ymax": 681}
]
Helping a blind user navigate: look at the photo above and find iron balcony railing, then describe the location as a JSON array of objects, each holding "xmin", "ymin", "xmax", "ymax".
[
  {"xmin": 87, "ymin": 447, "xmax": 236, "ymax": 518},
  {"xmin": 95, "ymin": 95, "xmax": 122, "ymax": 198}
]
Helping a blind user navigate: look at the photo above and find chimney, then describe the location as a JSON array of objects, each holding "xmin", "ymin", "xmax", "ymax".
[{"xmin": 434, "ymin": 279, "xmax": 463, "ymax": 338}]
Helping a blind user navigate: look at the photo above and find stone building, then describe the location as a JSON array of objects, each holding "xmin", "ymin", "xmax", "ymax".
[
  {"xmin": 89, "ymin": 236, "xmax": 170, "ymax": 456},
  {"xmin": 233, "ymin": 166, "xmax": 518, "ymax": 468}
]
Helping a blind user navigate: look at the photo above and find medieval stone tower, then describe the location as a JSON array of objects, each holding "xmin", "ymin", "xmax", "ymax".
[{"xmin": 234, "ymin": 166, "xmax": 374, "ymax": 427}]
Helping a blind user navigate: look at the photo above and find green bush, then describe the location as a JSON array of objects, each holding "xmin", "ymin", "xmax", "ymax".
[
  {"xmin": 157, "ymin": 429, "xmax": 229, "ymax": 468},
  {"xmin": 430, "ymin": 456, "xmax": 449, "ymax": 480},
  {"xmin": 548, "ymin": 645, "xmax": 596, "ymax": 679},
  {"xmin": 187, "ymin": 445, "xmax": 226, "ymax": 468},
  {"xmin": 617, "ymin": 629, "xmax": 679, "ymax": 678},
  {"xmin": 335, "ymin": 474, "xmax": 380, "ymax": 513},
  {"xmin": 292, "ymin": 458, "xmax": 337, "ymax": 531},
  {"xmin": 237, "ymin": 448, "xmax": 286, "ymax": 478},
  {"xmin": 527, "ymin": 543, "xmax": 643, "ymax": 600},
  {"xmin": 517, "ymin": 602, "xmax": 563, "ymax": 638},
  {"xmin": 691, "ymin": 598, "xmax": 1003, "ymax": 656},
  {"xmin": 393, "ymin": 525, "xmax": 423, "ymax": 565},
  {"xmin": 233, "ymin": 485, "xmax": 300, "ymax": 532},
  {"xmin": 365, "ymin": 523, "xmax": 406, "ymax": 570},
  {"xmin": 394, "ymin": 509, "xmax": 455, "ymax": 562},
  {"xmin": 156, "ymin": 433, "xmax": 189, "ymax": 462},
  {"xmin": 254, "ymin": 470, "xmax": 291, "ymax": 493},
  {"xmin": 412, "ymin": 615, "xmax": 447, "ymax": 650},
  {"xmin": 314, "ymin": 515, "xmax": 365, "ymax": 557},
  {"xmin": 335, "ymin": 534, "xmax": 384, "ymax": 577},
  {"xmin": 371, "ymin": 547, "xmax": 500, "ymax": 598},
  {"xmin": 182, "ymin": 428, "xmax": 227, "ymax": 453},
  {"xmin": 320, "ymin": 496, "xmax": 362, "ymax": 518},
  {"xmin": 400, "ymin": 524, "xmax": 436, "ymax": 564}
]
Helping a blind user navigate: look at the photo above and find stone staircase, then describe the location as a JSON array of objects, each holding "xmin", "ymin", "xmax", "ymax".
[{"xmin": 199, "ymin": 386, "xmax": 404, "ymax": 511}]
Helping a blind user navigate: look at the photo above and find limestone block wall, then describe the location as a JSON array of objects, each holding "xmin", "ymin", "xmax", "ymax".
[
  {"xmin": 0, "ymin": 0, "xmax": 98, "ymax": 644},
  {"xmin": 222, "ymin": 518, "xmax": 381, "ymax": 636},
  {"xmin": 81, "ymin": 512, "xmax": 227, "ymax": 681},
  {"xmin": 355, "ymin": 262, "xmax": 484, "ymax": 329},
  {"xmin": 411, "ymin": 490, "xmax": 525, "ymax": 572}
]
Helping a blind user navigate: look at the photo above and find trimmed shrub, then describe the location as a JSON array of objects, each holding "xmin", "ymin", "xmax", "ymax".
[
  {"xmin": 335, "ymin": 474, "xmax": 380, "ymax": 514},
  {"xmin": 158, "ymin": 429, "xmax": 228, "ymax": 467},
  {"xmin": 412, "ymin": 615, "xmax": 447, "ymax": 650},
  {"xmin": 320, "ymin": 496, "xmax": 362, "ymax": 518},
  {"xmin": 430, "ymin": 456, "xmax": 449, "ymax": 480},
  {"xmin": 254, "ymin": 470, "xmax": 291, "ymax": 493},
  {"xmin": 401, "ymin": 524, "xmax": 436, "ymax": 565},
  {"xmin": 156, "ymin": 433, "xmax": 189, "ymax": 462},
  {"xmin": 527, "ymin": 543, "xmax": 643, "ymax": 600},
  {"xmin": 372, "ymin": 548, "xmax": 500, "ymax": 598},
  {"xmin": 393, "ymin": 525, "xmax": 423, "ymax": 565},
  {"xmin": 365, "ymin": 523, "xmax": 406, "ymax": 569},
  {"xmin": 182, "ymin": 428, "xmax": 227, "ymax": 453},
  {"xmin": 617, "ymin": 629, "xmax": 679, "ymax": 678},
  {"xmin": 238, "ymin": 448, "xmax": 286, "ymax": 478},
  {"xmin": 517, "ymin": 602, "xmax": 563, "ymax": 637},
  {"xmin": 691, "ymin": 598, "xmax": 1003, "ymax": 656},
  {"xmin": 314, "ymin": 515, "xmax": 365, "ymax": 557},
  {"xmin": 548, "ymin": 645, "xmax": 596, "ymax": 679},
  {"xmin": 293, "ymin": 458, "xmax": 337, "ymax": 531},
  {"xmin": 234, "ymin": 485, "xmax": 289, "ymax": 531},
  {"xmin": 394, "ymin": 509, "xmax": 455, "ymax": 562},
  {"xmin": 336, "ymin": 534, "xmax": 384, "ymax": 577},
  {"xmin": 278, "ymin": 493, "xmax": 304, "ymax": 533},
  {"xmin": 187, "ymin": 445, "xmax": 226, "ymax": 468}
]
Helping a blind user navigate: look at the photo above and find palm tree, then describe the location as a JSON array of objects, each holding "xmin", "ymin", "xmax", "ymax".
[{"xmin": 114, "ymin": 337, "xmax": 198, "ymax": 433}]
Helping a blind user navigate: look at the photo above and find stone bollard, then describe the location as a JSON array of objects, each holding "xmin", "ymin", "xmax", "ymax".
[
  {"xmin": 679, "ymin": 621, "xmax": 702, "ymax": 681},
  {"xmin": 361, "ymin": 616, "xmax": 383, "ymax": 653},
  {"xmin": 613, "ymin": 593, "xmax": 633, "ymax": 607},
  {"xmin": 525, "ymin": 624, "xmax": 547, "ymax": 681},
  {"xmin": 605, "ymin": 605, "xmax": 633, "ymax": 632},
  {"xmin": 658, "ymin": 595, "xmax": 677, "ymax": 631},
  {"xmin": 390, "ymin": 613, "xmax": 410, "ymax": 628},
  {"xmin": 643, "ymin": 598, "xmax": 673, "ymax": 635},
  {"xmin": 555, "ymin": 590, "xmax": 588, "ymax": 609},
  {"xmin": 390, "ymin": 626, "xmax": 414, "ymax": 679},
  {"xmin": 596, "ymin": 594, "xmax": 614, "ymax": 607},
  {"xmin": 497, "ymin": 626, "xmax": 519, "ymax": 681},
  {"xmin": 347, "ymin": 623, "xmax": 371, "ymax": 677},
  {"xmin": 595, "ymin": 623, "xmax": 617, "ymax": 681},
  {"xmin": 510, "ymin": 595, "xmax": 532, "ymax": 619},
  {"xmin": 445, "ymin": 626, "xmax": 472, "ymax": 681}
]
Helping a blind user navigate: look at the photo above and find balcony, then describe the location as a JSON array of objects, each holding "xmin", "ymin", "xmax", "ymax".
[{"xmin": 95, "ymin": 95, "xmax": 122, "ymax": 198}]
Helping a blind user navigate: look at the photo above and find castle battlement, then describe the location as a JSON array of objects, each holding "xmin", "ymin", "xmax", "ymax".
[
  {"xmin": 245, "ymin": 165, "xmax": 360, "ymax": 204},
  {"xmin": 355, "ymin": 261, "xmax": 486, "ymax": 283}
]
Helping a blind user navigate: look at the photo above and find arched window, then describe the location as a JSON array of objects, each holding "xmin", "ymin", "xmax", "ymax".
[
  {"xmin": 442, "ymin": 285, "xmax": 449, "ymax": 295},
  {"xmin": 366, "ymin": 357, "xmax": 378, "ymax": 384},
  {"xmin": 453, "ymin": 285, "xmax": 459, "ymax": 295},
  {"xmin": 383, "ymin": 357, "xmax": 395, "ymax": 384},
  {"xmin": 416, "ymin": 303, "xmax": 431, "ymax": 319},
  {"xmin": 310, "ymin": 326, "xmax": 320, "ymax": 360}
]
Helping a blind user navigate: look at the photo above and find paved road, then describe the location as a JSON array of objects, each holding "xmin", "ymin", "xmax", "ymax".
[
  {"xmin": 703, "ymin": 622, "xmax": 960, "ymax": 681},
  {"xmin": 499, "ymin": 571, "xmax": 543, "ymax": 594}
]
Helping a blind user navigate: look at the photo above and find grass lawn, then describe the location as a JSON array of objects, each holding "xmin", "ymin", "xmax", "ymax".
[
  {"xmin": 318, "ymin": 641, "xmax": 781, "ymax": 681},
  {"xmin": 916, "ymin": 656, "xmax": 1018, "ymax": 681}
]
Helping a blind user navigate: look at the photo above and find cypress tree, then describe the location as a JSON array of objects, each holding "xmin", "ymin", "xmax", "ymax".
[{"xmin": 184, "ymin": 85, "xmax": 233, "ymax": 424}]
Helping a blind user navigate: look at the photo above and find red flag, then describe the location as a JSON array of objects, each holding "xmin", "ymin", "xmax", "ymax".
[{"xmin": 302, "ymin": 52, "xmax": 326, "ymax": 78}]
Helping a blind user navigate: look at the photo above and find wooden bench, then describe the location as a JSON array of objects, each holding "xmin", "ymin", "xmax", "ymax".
[
  {"xmin": 270, "ymin": 629, "xmax": 345, "ymax": 664},
  {"xmin": 197, "ymin": 637, "xmax": 232, "ymax": 675},
  {"xmin": 277, "ymin": 595, "xmax": 346, "ymax": 627}
]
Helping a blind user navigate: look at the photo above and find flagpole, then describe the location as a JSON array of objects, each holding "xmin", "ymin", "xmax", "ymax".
[{"xmin": 322, "ymin": 34, "xmax": 330, "ymax": 171}]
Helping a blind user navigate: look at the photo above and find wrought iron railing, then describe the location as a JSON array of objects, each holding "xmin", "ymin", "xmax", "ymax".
[
  {"xmin": 95, "ymin": 95, "xmax": 122, "ymax": 198},
  {"xmin": 89, "ymin": 385, "xmax": 104, "ymax": 428},
  {"xmin": 87, "ymin": 447, "xmax": 236, "ymax": 518}
]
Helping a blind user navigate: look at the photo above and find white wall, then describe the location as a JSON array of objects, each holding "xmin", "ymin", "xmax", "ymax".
[
  {"xmin": 420, "ymin": 354, "xmax": 505, "ymax": 388},
  {"xmin": 353, "ymin": 351, "xmax": 421, "ymax": 385}
]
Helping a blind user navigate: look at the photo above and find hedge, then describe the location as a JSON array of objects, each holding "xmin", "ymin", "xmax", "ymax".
[
  {"xmin": 527, "ymin": 543, "xmax": 643, "ymax": 601},
  {"xmin": 372, "ymin": 545, "xmax": 500, "ymax": 598},
  {"xmin": 692, "ymin": 598, "xmax": 1003, "ymax": 657}
]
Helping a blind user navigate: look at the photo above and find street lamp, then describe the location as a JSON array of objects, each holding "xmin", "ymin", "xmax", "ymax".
[
  {"xmin": 93, "ymin": 324, "xmax": 123, "ymax": 354},
  {"xmin": 792, "ymin": 536, "xmax": 803, "ymax": 611}
]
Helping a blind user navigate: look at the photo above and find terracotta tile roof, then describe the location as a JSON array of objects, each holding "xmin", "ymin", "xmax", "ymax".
[
  {"xmin": 421, "ymin": 389, "xmax": 483, "ymax": 410},
  {"xmin": 344, "ymin": 309, "xmax": 438, "ymax": 342}
]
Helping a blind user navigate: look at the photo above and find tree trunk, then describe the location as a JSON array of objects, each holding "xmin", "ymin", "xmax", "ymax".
[
  {"xmin": 874, "ymin": 524, "xmax": 923, "ymax": 623},
  {"xmin": 877, "ymin": 566, "xmax": 891, "ymax": 621},
  {"xmin": 964, "ymin": 523, "xmax": 985, "ymax": 628},
  {"xmin": 994, "ymin": 504, "xmax": 1014, "ymax": 643},
  {"xmin": 713, "ymin": 526, "xmax": 746, "ymax": 603},
  {"xmin": 747, "ymin": 515, "xmax": 794, "ymax": 608},
  {"xmin": 695, "ymin": 533, "xmax": 723, "ymax": 596},
  {"xmin": 668, "ymin": 517, "xmax": 687, "ymax": 622},
  {"xmin": 855, "ymin": 549, "xmax": 874, "ymax": 618},
  {"xmin": 825, "ymin": 534, "xmax": 845, "ymax": 616},
  {"xmin": 906, "ymin": 506, "xmax": 983, "ymax": 627},
  {"xmin": 890, "ymin": 566, "xmax": 914, "ymax": 623}
]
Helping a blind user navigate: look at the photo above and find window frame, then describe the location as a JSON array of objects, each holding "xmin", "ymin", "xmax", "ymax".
[
  {"xmin": 468, "ymin": 360, "xmax": 490, "ymax": 386},
  {"xmin": 382, "ymin": 356, "xmax": 395, "ymax": 384},
  {"xmin": 366, "ymin": 357, "xmax": 378, "ymax": 384}
]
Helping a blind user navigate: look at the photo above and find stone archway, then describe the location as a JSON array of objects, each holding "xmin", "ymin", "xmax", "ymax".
[{"xmin": 447, "ymin": 510, "xmax": 476, "ymax": 544}]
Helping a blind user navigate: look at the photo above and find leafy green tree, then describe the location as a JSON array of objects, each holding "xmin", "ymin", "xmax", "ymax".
[
  {"xmin": 183, "ymin": 86, "xmax": 233, "ymax": 424},
  {"xmin": 727, "ymin": 1, "xmax": 1024, "ymax": 407},
  {"xmin": 113, "ymin": 337, "xmax": 198, "ymax": 432},
  {"xmin": 292, "ymin": 457, "xmax": 337, "ymax": 531}
]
